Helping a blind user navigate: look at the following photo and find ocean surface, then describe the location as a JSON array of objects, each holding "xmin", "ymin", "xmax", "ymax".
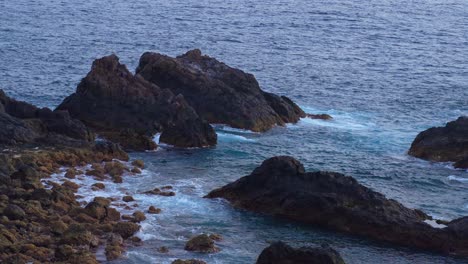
[{"xmin": 1, "ymin": 0, "xmax": 468, "ymax": 263}]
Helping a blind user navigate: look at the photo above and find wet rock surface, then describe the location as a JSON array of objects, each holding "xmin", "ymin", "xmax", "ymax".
[
  {"xmin": 136, "ymin": 49, "xmax": 306, "ymax": 132},
  {"xmin": 56, "ymin": 54, "xmax": 217, "ymax": 150},
  {"xmin": 256, "ymin": 241, "xmax": 345, "ymax": 264},
  {"xmin": 409, "ymin": 116, "xmax": 468, "ymax": 169},
  {"xmin": 206, "ymin": 156, "xmax": 468, "ymax": 256}
]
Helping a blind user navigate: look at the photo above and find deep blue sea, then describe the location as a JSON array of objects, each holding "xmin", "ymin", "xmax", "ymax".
[{"xmin": 1, "ymin": 0, "xmax": 468, "ymax": 263}]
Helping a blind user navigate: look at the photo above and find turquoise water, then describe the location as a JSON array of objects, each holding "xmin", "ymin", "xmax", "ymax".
[{"xmin": 1, "ymin": 0, "xmax": 468, "ymax": 263}]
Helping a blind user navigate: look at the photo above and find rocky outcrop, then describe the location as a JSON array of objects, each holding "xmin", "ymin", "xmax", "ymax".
[
  {"xmin": 206, "ymin": 156, "xmax": 468, "ymax": 256},
  {"xmin": 256, "ymin": 241, "xmax": 345, "ymax": 264},
  {"xmin": 0, "ymin": 89, "xmax": 94, "ymax": 147},
  {"xmin": 409, "ymin": 116, "xmax": 468, "ymax": 169},
  {"xmin": 56, "ymin": 54, "xmax": 217, "ymax": 150},
  {"xmin": 136, "ymin": 49, "xmax": 306, "ymax": 132}
]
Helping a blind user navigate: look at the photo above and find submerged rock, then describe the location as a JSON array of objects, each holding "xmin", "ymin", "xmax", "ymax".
[
  {"xmin": 206, "ymin": 156, "xmax": 468, "ymax": 256},
  {"xmin": 136, "ymin": 49, "xmax": 305, "ymax": 132},
  {"xmin": 56, "ymin": 54, "xmax": 217, "ymax": 150},
  {"xmin": 256, "ymin": 241, "xmax": 345, "ymax": 264},
  {"xmin": 409, "ymin": 116, "xmax": 468, "ymax": 169}
]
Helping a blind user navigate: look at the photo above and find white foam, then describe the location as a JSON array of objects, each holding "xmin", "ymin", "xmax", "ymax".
[
  {"xmin": 153, "ymin": 133, "xmax": 161, "ymax": 144},
  {"xmin": 448, "ymin": 175, "xmax": 468, "ymax": 183},
  {"xmin": 289, "ymin": 105, "xmax": 375, "ymax": 131},
  {"xmin": 424, "ymin": 219, "xmax": 447, "ymax": 229},
  {"xmin": 212, "ymin": 124, "xmax": 259, "ymax": 134},
  {"xmin": 216, "ymin": 132, "xmax": 255, "ymax": 142}
]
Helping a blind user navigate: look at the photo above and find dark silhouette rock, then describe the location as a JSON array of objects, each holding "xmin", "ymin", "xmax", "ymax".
[
  {"xmin": 56, "ymin": 54, "xmax": 217, "ymax": 150},
  {"xmin": 256, "ymin": 241, "xmax": 345, "ymax": 264},
  {"xmin": 206, "ymin": 156, "xmax": 468, "ymax": 256},
  {"xmin": 409, "ymin": 116, "xmax": 468, "ymax": 169},
  {"xmin": 136, "ymin": 49, "xmax": 305, "ymax": 132}
]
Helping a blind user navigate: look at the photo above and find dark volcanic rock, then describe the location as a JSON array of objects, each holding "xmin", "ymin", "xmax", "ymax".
[
  {"xmin": 206, "ymin": 156, "xmax": 468, "ymax": 256},
  {"xmin": 409, "ymin": 116, "xmax": 468, "ymax": 168},
  {"xmin": 56, "ymin": 54, "xmax": 217, "ymax": 150},
  {"xmin": 256, "ymin": 241, "xmax": 345, "ymax": 264},
  {"xmin": 136, "ymin": 49, "xmax": 306, "ymax": 132},
  {"xmin": 0, "ymin": 89, "xmax": 94, "ymax": 146}
]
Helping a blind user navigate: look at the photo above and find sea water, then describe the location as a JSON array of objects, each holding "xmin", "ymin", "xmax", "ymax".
[{"xmin": 1, "ymin": 0, "xmax": 468, "ymax": 263}]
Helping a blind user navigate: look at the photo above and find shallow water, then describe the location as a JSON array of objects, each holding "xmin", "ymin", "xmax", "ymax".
[{"xmin": 1, "ymin": 0, "xmax": 468, "ymax": 263}]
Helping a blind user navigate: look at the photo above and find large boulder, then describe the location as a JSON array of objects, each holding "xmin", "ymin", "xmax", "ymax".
[
  {"xmin": 0, "ymin": 89, "xmax": 94, "ymax": 147},
  {"xmin": 56, "ymin": 54, "xmax": 217, "ymax": 150},
  {"xmin": 256, "ymin": 241, "xmax": 345, "ymax": 264},
  {"xmin": 136, "ymin": 49, "xmax": 305, "ymax": 132},
  {"xmin": 206, "ymin": 156, "xmax": 468, "ymax": 256},
  {"xmin": 409, "ymin": 116, "xmax": 468, "ymax": 169}
]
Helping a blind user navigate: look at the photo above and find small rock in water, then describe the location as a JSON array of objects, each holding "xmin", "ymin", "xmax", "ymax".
[
  {"xmin": 131, "ymin": 211, "xmax": 146, "ymax": 223},
  {"xmin": 122, "ymin": 196, "xmax": 134, "ymax": 202},
  {"xmin": 184, "ymin": 234, "xmax": 220, "ymax": 253},
  {"xmin": 91, "ymin": 182, "xmax": 105, "ymax": 190},
  {"xmin": 143, "ymin": 187, "xmax": 175, "ymax": 196},
  {"xmin": 148, "ymin": 206, "xmax": 161, "ymax": 214},
  {"xmin": 104, "ymin": 161, "xmax": 127, "ymax": 177},
  {"xmin": 113, "ymin": 222, "xmax": 140, "ymax": 239},
  {"xmin": 306, "ymin": 113, "xmax": 333, "ymax": 120},
  {"xmin": 62, "ymin": 180, "xmax": 80, "ymax": 191},
  {"xmin": 131, "ymin": 160, "xmax": 145, "ymax": 169}
]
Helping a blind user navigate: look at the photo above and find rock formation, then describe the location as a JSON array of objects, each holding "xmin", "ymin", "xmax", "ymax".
[
  {"xmin": 409, "ymin": 116, "xmax": 468, "ymax": 169},
  {"xmin": 136, "ymin": 49, "xmax": 305, "ymax": 132},
  {"xmin": 256, "ymin": 241, "xmax": 345, "ymax": 264},
  {"xmin": 56, "ymin": 54, "xmax": 217, "ymax": 150},
  {"xmin": 0, "ymin": 89, "xmax": 93, "ymax": 147},
  {"xmin": 206, "ymin": 156, "xmax": 468, "ymax": 256}
]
